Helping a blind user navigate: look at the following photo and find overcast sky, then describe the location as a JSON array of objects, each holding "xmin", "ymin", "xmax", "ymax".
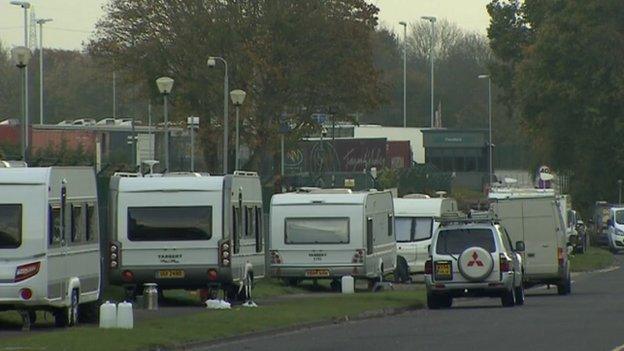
[{"xmin": 0, "ymin": 0, "xmax": 492, "ymax": 50}]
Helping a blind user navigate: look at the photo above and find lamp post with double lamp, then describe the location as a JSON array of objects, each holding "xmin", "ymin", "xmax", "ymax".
[
  {"xmin": 11, "ymin": 46, "xmax": 31, "ymax": 161},
  {"xmin": 478, "ymin": 74, "xmax": 493, "ymax": 185},
  {"xmin": 207, "ymin": 56, "xmax": 229, "ymax": 174},
  {"xmin": 11, "ymin": 1, "xmax": 31, "ymax": 151},
  {"xmin": 399, "ymin": 21, "xmax": 407, "ymax": 128},
  {"xmin": 36, "ymin": 18, "xmax": 52, "ymax": 125},
  {"xmin": 229, "ymin": 89, "xmax": 246, "ymax": 171},
  {"xmin": 156, "ymin": 77, "xmax": 174, "ymax": 172},
  {"xmin": 187, "ymin": 116, "xmax": 199, "ymax": 172},
  {"xmin": 421, "ymin": 16, "xmax": 436, "ymax": 127}
]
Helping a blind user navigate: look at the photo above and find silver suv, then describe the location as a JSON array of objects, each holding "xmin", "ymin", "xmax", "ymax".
[{"xmin": 424, "ymin": 216, "xmax": 525, "ymax": 309}]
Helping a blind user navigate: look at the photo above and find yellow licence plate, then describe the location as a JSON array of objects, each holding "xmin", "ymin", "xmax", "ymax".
[
  {"xmin": 156, "ymin": 270, "xmax": 185, "ymax": 279},
  {"xmin": 435, "ymin": 262, "xmax": 452, "ymax": 280},
  {"xmin": 305, "ymin": 269, "xmax": 330, "ymax": 277}
]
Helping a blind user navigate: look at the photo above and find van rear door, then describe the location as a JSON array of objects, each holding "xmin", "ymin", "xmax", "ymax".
[{"xmin": 522, "ymin": 198, "xmax": 559, "ymax": 276}]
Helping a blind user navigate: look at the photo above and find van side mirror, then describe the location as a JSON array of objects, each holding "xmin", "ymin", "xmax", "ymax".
[
  {"xmin": 515, "ymin": 241, "xmax": 525, "ymax": 252},
  {"xmin": 427, "ymin": 245, "xmax": 431, "ymax": 255}
]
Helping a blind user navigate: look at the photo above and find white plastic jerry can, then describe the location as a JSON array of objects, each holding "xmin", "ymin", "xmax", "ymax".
[
  {"xmin": 116, "ymin": 301, "xmax": 134, "ymax": 329},
  {"xmin": 99, "ymin": 301, "xmax": 117, "ymax": 329},
  {"xmin": 341, "ymin": 276, "xmax": 355, "ymax": 294}
]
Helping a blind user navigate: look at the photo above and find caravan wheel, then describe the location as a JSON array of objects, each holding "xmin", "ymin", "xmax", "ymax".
[{"xmin": 55, "ymin": 290, "xmax": 78, "ymax": 327}]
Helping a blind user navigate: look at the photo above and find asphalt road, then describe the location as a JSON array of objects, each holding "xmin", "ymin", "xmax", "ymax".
[{"xmin": 201, "ymin": 257, "xmax": 624, "ymax": 351}]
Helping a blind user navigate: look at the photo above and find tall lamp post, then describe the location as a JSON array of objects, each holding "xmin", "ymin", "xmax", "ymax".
[
  {"xmin": 207, "ymin": 56, "xmax": 229, "ymax": 174},
  {"xmin": 36, "ymin": 18, "xmax": 52, "ymax": 125},
  {"xmin": 618, "ymin": 179, "xmax": 623, "ymax": 204},
  {"xmin": 399, "ymin": 21, "xmax": 407, "ymax": 128},
  {"xmin": 421, "ymin": 16, "xmax": 436, "ymax": 127},
  {"xmin": 230, "ymin": 89, "xmax": 246, "ymax": 171},
  {"xmin": 479, "ymin": 74, "xmax": 493, "ymax": 185},
  {"xmin": 11, "ymin": 1, "xmax": 31, "ymax": 152},
  {"xmin": 11, "ymin": 46, "xmax": 31, "ymax": 162},
  {"xmin": 187, "ymin": 116, "xmax": 199, "ymax": 172},
  {"xmin": 156, "ymin": 77, "xmax": 174, "ymax": 171}
]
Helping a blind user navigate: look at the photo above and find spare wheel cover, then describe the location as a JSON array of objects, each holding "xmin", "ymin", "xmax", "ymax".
[{"xmin": 458, "ymin": 246, "xmax": 494, "ymax": 281}]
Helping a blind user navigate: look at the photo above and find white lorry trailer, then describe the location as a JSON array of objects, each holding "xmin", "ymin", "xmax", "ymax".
[
  {"xmin": 108, "ymin": 171, "xmax": 264, "ymax": 300},
  {"xmin": 489, "ymin": 188, "xmax": 571, "ymax": 295},
  {"xmin": 393, "ymin": 195, "xmax": 458, "ymax": 277},
  {"xmin": 0, "ymin": 167, "xmax": 101, "ymax": 327},
  {"xmin": 269, "ymin": 189, "xmax": 396, "ymax": 289}
]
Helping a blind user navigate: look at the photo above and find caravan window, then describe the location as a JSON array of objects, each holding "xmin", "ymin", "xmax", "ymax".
[
  {"xmin": 285, "ymin": 218, "xmax": 349, "ymax": 244},
  {"xmin": 49, "ymin": 206, "xmax": 62, "ymax": 245},
  {"xmin": 127, "ymin": 206, "xmax": 212, "ymax": 241},
  {"xmin": 0, "ymin": 204, "xmax": 22, "ymax": 248},
  {"xmin": 71, "ymin": 205, "xmax": 84, "ymax": 243},
  {"xmin": 255, "ymin": 207, "xmax": 262, "ymax": 252},
  {"xmin": 394, "ymin": 217, "xmax": 433, "ymax": 242}
]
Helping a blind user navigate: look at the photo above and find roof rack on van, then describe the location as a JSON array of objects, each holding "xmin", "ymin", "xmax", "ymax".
[
  {"xmin": 403, "ymin": 194, "xmax": 431, "ymax": 199},
  {"xmin": 113, "ymin": 172, "xmax": 142, "ymax": 178},
  {"xmin": 308, "ymin": 188, "xmax": 353, "ymax": 194},
  {"xmin": 233, "ymin": 170, "xmax": 258, "ymax": 177}
]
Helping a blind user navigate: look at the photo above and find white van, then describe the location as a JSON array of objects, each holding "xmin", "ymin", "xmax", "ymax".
[
  {"xmin": 108, "ymin": 171, "xmax": 264, "ymax": 300},
  {"xmin": 606, "ymin": 206, "xmax": 624, "ymax": 252},
  {"xmin": 0, "ymin": 167, "xmax": 101, "ymax": 328},
  {"xmin": 269, "ymin": 189, "xmax": 396, "ymax": 288},
  {"xmin": 393, "ymin": 195, "xmax": 458, "ymax": 276},
  {"xmin": 489, "ymin": 188, "xmax": 571, "ymax": 295}
]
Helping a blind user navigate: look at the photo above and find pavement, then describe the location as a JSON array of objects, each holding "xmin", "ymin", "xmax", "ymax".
[{"xmin": 197, "ymin": 255, "xmax": 624, "ymax": 351}]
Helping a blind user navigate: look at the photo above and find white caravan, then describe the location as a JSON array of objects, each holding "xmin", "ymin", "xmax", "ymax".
[
  {"xmin": 108, "ymin": 171, "xmax": 264, "ymax": 299},
  {"xmin": 269, "ymin": 189, "xmax": 396, "ymax": 287},
  {"xmin": 0, "ymin": 167, "xmax": 101, "ymax": 327},
  {"xmin": 393, "ymin": 195, "xmax": 458, "ymax": 275},
  {"xmin": 489, "ymin": 187, "xmax": 571, "ymax": 295}
]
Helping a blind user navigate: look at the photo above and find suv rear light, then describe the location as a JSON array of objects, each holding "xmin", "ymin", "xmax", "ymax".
[
  {"xmin": 270, "ymin": 250, "xmax": 282, "ymax": 264},
  {"xmin": 15, "ymin": 262, "xmax": 40, "ymax": 282},
  {"xmin": 219, "ymin": 240, "xmax": 232, "ymax": 267},
  {"xmin": 557, "ymin": 247, "xmax": 565, "ymax": 266},
  {"xmin": 207, "ymin": 269, "xmax": 218, "ymax": 281},
  {"xmin": 110, "ymin": 241, "xmax": 121, "ymax": 270},
  {"xmin": 19, "ymin": 288, "xmax": 33, "ymax": 300},
  {"xmin": 352, "ymin": 249, "xmax": 365, "ymax": 263},
  {"xmin": 499, "ymin": 254, "xmax": 511, "ymax": 272},
  {"xmin": 424, "ymin": 258, "xmax": 433, "ymax": 275}
]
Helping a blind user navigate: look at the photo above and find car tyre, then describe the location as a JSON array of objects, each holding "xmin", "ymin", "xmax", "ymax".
[
  {"xmin": 501, "ymin": 288, "xmax": 515, "ymax": 307},
  {"xmin": 394, "ymin": 256, "xmax": 410, "ymax": 284},
  {"xmin": 557, "ymin": 273, "xmax": 572, "ymax": 295},
  {"xmin": 514, "ymin": 286, "xmax": 525, "ymax": 305}
]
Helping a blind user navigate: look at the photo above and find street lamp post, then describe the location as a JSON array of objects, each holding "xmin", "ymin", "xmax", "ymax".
[
  {"xmin": 11, "ymin": 1, "xmax": 31, "ymax": 152},
  {"xmin": 618, "ymin": 179, "xmax": 623, "ymax": 204},
  {"xmin": 479, "ymin": 74, "xmax": 493, "ymax": 185},
  {"xmin": 399, "ymin": 21, "xmax": 407, "ymax": 128},
  {"xmin": 36, "ymin": 18, "xmax": 52, "ymax": 125},
  {"xmin": 156, "ymin": 77, "xmax": 174, "ymax": 171},
  {"xmin": 187, "ymin": 116, "xmax": 199, "ymax": 172},
  {"xmin": 207, "ymin": 56, "xmax": 229, "ymax": 174},
  {"xmin": 229, "ymin": 89, "xmax": 246, "ymax": 171},
  {"xmin": 11, "ymin": 46, "xmax": 31, "ymax": 162},
  {"xmin": 421, "ymin": 16, "xmax": 436, "ymax": 128}
]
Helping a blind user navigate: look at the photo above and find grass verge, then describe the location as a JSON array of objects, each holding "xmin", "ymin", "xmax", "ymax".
[
  {"xmin": 569, "ymin": 247, "xmax": 615, "ymax": 272},
  {"xmin": 0, "ymin": 290, "xmax": 424, "ymax": 351}
]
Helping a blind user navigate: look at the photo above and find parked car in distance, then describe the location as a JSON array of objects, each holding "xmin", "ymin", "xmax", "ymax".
[
  {"xmin": 606, "ymin": 206, "xmax": 624, "ymax": 253},
  {"xmin": 393, "ymin": 194, "xmax": 458, "ymax": 281},
  {"xmin": 425, "ymin": 213, "xmax": 525, "ymax": 309}
]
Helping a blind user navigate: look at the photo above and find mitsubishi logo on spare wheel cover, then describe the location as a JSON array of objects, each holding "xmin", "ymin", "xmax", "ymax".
[{"xmin": 459, "ymin": 246, "xmax": 494, "ymax": 281}]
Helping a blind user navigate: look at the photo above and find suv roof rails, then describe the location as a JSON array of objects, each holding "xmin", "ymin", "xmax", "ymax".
[
  {"xmin": 308, "ymin": 188, "xmax": 353, "ymax": 194},
  {"xmin": 233, "ymin": 170, "xmax": 258, "ymax": 177},
  {"xmin": 439, "ymin": 211, "xmax": 499, "ymax": 226}
]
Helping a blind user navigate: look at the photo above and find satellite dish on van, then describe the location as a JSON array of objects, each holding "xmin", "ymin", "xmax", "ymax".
[
  {"xmin": 435, "ymin": 191, "xmax": 447, "ymax": 198},
  {"xmin": 142, "ymin": 160, "xmax": 160, "ymax": 175},
  {"xmin": 539, "ymin": 173, "xmax": 555, "ymax": 181}
]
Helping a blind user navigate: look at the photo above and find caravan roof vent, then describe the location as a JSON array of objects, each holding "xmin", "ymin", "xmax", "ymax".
[
  {"xmin": 403, "ymin": 194, "xmax": 431, "ymax": 199},
  {"xmin": 113, "ymin": 172, "xmax": 142, "ymax": 178},
  {"xmin": 309, "ymin": 188, "xmax": 353, "ymax": 194},
  {"xmin": 233, "ymin": 170, "xmax": 258, "ymax": 177}
]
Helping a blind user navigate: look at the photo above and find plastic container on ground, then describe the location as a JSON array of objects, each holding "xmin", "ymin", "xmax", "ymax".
[
  {"xmin": 116, "ymin": 301, "xmax": 134, "ymax": 329},
  {"xmin": 341, "ymin": 276, "xmax": 355, "ymax": 294},
  {"xmin": 99, "ymin": 301, "xmax": 117, "ymax": 328}
]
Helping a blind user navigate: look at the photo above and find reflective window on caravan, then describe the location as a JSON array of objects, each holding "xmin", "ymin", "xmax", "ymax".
[
  {"xmin": 285, "ymin": 218, "xmax": 350, "ymax": 244},
  {"xmin": 0, "ymin": 204, "xmax": 22, "ymax": 248},
  {"xmin": 395, "ymin": 218, "xmax": 433, "ymax": 242},
  {"xmin": 49, "ymin": 206, "xmax": 62, "ymax": 245},
  {"xmin": 414, "ymin": 218, "xmax": 433, "ymax": 241},
  {"xmin": 127, "ymin": 206, "xmax": 212, "ymax": 241},
  {"xmin": 395, "ymin": 218, "xmax": 413, "ymax": 242},
  {"xmin": 71, "ymin": 205, "xmax": 84, "ymax": 243}
]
